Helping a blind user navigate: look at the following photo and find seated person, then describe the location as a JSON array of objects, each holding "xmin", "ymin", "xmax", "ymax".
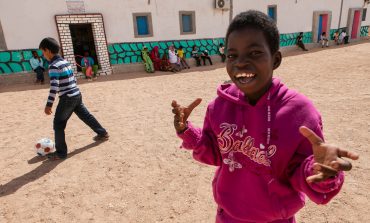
[
  {"xmin": 168, "ymin": 45, "xmax": 181, "ymax": 72},
  {"xmin": 191, "ymin": 46, "xmax": 201, "ymax": 67},
  {"xmin": 30, "ymin": 50, "xmax": 45, "ymax": 84},
  {"xmin": 201, "ymin": 49, "xmax": 213, "ymax": 66},
  {"xmin": 160, "ymin": 54, "xmax": 177, "ymax": 72},
  {"xmin": 141, "ymin": 46, "xmax": 155, "ymax": 73},
  {"xmin": 320, "ymin": 32, "xmax": 329, "ymax": 48},
  {"xmin": 150, "ymin": 46, "xmax": 161, "ymax": 71},
  {"xmin": 219, "ymin": 43, "xmax": 226, "ymax": 62},
  {"xmin": 296, "ymin": 32, "xmax": 308, "ymax": 51},
  {"xmin": 81, "ymin": 52, "xmax": 95, "ymax": 81}
]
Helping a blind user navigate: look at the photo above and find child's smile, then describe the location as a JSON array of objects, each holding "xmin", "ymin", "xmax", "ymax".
[{"xmin": 226, "ymin": 27, "xmax": 281, "ymax": 104}]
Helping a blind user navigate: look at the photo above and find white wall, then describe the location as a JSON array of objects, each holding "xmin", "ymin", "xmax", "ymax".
[
  {"xmin": 0, "ymin": 0, "xmax": 230, "ymax": 50},
  {"xmin": 233, "ymin": 0, "xmax": 370, "ymax": 33},
  {"xmin": 0, "ymin": 0, "xmax": 369, "ymax": 50},
  {"xmin": 88, "ymin": 0, "xmax": 230, "ymax": 44}
]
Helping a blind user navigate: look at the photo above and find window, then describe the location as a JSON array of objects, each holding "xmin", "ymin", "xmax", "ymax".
[
  {"xmin": 133, "ymin": 13, "xmax": 153, "ymax": 38},
  {"xmin": 179, "ymin": 11, "xmax": 196, "ymax": 35},
  {"xmin": 268, "ymin": 5, "xmax": 277, "ymax": 22},
  {"xmin": 363, "ymin": 8, "xmax": 367, "ymax": 21},
  {"xmin": 0, "ymin": 20, "xmax": 7, "ymax": 50}
]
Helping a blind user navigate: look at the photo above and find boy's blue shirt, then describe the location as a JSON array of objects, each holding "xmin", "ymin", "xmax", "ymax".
[{"xmin": 46, "ymin": 55, "xmax": 80, "ymax": 107}]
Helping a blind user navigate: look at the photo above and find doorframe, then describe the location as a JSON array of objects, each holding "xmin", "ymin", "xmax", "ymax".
[
  {"xmin": 312, "ymin": 11, "xmax": 332, "ymax": 43},
  {"xmin": 347, "ymin": 8, "xmax": 363, "ymax": 40},
  {"xmin": 55, "ymin": 13, "xmax": 112, "ymax": 76}
]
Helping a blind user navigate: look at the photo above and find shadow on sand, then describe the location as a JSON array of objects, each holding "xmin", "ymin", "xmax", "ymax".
[{"xmin": 0, "ymin": 141, "xmax": 104, "ymax": 197}]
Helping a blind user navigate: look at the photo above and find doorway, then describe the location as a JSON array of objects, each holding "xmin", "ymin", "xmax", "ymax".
[
  {"xmin": 317, "ymin": 14, "xmax": 329, "ymax": 42},
  {"xmin": 351, "ymin": 10, "xmax": 361, "ymax": 39},
  {"xmin": 69, "ymin": 24, "xmax": 98, "ymax": 71}
]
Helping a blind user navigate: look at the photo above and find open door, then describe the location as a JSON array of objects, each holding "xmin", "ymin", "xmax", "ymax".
[{"xmin": 69, "ymin": 24, "xmax": 98, "ymax": 71}]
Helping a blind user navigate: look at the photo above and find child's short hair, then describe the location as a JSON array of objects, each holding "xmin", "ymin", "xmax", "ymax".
[
  {"xmin": 39, "ymin": 37, "xmax": 60, "ymax": 54},
  {"xmin": 225, "ymin": 10, "xmax": 280, "ymax": 54}
]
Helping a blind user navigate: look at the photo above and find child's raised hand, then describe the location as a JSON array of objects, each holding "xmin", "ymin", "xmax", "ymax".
[
  {"xmin": 299, "ymin": 126, "xmax": 359, "ymax": 183},
  {"xmin": 171, "ymin": 98, "xmax": 202, "ymax": 133}
]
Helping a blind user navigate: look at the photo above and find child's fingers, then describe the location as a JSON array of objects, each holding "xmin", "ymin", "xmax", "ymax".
[
  {"xmin": 313, "ymin": 163, "xmax": 338, "ymax": 176},
  {"xmin": 171, "ymin": 100, "xmax": 179, "ymax": 108},
  {"xmin": 330, "ymin": 158, "xmax": 353, "ymax": 171},
  {"xmin": 187, "ymin": 98, "xmax": 202, "ymax": 112},
  {"xmin": 337, "ymin": 148, "xmax": 359, "ymax": 160},
  {"xmin": 306, "ymin": 172, "xmax": 325, "ymax": 183},
  {"xmin": 299, "ymin": 126, "xmax": 324, "ymax": 146}
]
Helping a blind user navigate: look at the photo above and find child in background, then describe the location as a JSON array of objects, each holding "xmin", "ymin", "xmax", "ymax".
[
  {"xmin": 39, "ymin": 37, "xmax": 109, "ymax": 160},
  {"xmin": 320, "ymin": 32, "xmax": 329, "ymax": 48},
  {"xmin": 81, "ymin": 51, "xmax": 95, "ymax": 81},
  {"xmin": 201, "ymin": 49, "xmax": 213, "ymax": 66},
  {"xmin": 30, "ymin": 50, "xmax": 45, "ymax": 84},
  {"xmin": 219, "ymin": 43, "xmax": 226, "ymax": 62},
  {"xmin": 177, "ymin": 46, "xmax": 190, "ymax": 69},
  {"xmin": 191, "ymin": 46, "xmax": 201, "ymax": 67},
  {"xmin": 171, "ymin": 10, "xmax": 358, "ymax": 223}
]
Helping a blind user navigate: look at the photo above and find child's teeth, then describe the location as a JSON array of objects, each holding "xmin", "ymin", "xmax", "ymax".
[{"xmin": 235, "ymin": 73, "xmax": 255, "ymax": 78}]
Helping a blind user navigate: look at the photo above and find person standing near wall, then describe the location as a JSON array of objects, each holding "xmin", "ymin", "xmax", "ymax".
[
  {"xmin": 296, "ymin": 32, "xmax": 308, "ymax": 51},
  {"xmin": 30, "ymin": 50, "xmax": 45, "ymax": 84}
]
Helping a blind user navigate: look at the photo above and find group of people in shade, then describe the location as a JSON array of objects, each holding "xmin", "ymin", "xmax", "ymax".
[
  {"xmin": 30, "ymin": 50, "xmax": 97, "ymax": 84},
  {"xmin": 296, "ymin": 30, "xmax": 349, "ymax": 51},
  {"xmin": 141, "ymin": 44, "xmax": 226, "ymax": 73}
]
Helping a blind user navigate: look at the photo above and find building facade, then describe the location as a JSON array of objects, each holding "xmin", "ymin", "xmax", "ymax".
[{"xmin": 0, "ymin": 0, "xmax": 369, "ymax": 75}]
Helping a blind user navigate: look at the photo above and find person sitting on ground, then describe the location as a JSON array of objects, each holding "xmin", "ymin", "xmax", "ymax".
[
  {"xmin": 320, "ymin": 32, "xmax": 329, "ymax": 48},
  {"xmin": 177, "ymin": 46, "xmax": 190, "ymax": 69},
  {"xmin": 201, "ymin": 49, "xmax": 213, "ymax": 66},
  {"xmin": 30, "ymin": 50, "xmax": 45, "ymax": 84},
  {"xmin": 333, "ymin": 31, "xmax": 339, "ymax": 45},
  {"xmin": 160, "ymin": 54, "xmax": 177, "ymax": 72},
  {"xmin": 219, "ymin": 43, "xmax": 226, "ymax": 62},
  {"xmin": 191, "ymin": 46, "xmax": 201, "ymax": 67},
  {"xmin": 168, "ymin": 45, "xmax": 181, "ymax": 72},
  {"xmin": 150, "ymin": 46, "xmax": 162, "ymax": 71},
  {"xmin": 339, "ymin": 30, "xmax": 348, "ymax": 45},
  {"xmin": 81, "ymin": 52, "xmax": 95, "ymax": 81},
  {"xmin": 141, "ymin": 46, "xmax": 155, "ymax": 73},
  {"xmin": 296, "ymin": 32, "xmax": 308, "ymax": 51}
]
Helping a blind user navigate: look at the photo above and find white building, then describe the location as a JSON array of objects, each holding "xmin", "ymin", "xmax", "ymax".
[{"xmin": 0, "ymin": 0, "xmax": 369, "ymax": 75}]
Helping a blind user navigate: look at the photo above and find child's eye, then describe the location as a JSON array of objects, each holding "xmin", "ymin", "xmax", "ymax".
[
  {"xmin": 227, "ymin": 54, "xmax": 237, "ymax": 59},
  {"xmin": 250, "ymin": 51, "xmax": 264, "ymax": 57}
]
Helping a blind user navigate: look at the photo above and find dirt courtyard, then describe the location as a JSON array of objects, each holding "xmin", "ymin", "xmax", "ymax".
[{"xmin": 0, "ymin": 42, "xmax": 369, "ymax": 222}]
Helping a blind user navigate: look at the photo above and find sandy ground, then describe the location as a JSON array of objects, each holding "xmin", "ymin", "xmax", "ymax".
[{"xmin": 0, "ymin": 42, "xmax": 369, "ymax": 223}]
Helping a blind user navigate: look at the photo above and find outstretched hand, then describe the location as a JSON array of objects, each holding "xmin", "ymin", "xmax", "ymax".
[
  {"xmin": 299, "ymin": 126, "xmax": 359, "ymax": 183},
  {"xmin": 171, "ymin": 98, "xmax": 202, "ymax": 133}
]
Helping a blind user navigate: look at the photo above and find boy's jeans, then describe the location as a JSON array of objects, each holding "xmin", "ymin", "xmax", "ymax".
[{"xmin": 54, "ymin": 93, "xmax": 107, "ymax": 157}]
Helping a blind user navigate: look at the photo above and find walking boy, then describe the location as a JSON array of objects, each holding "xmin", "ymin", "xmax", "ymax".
[{"xmin": 39, "ymin": 37, "xmax": 109, "ymax": 160}]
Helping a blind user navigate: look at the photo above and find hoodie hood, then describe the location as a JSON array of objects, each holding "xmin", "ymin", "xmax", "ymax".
[{"xmin": 217, "ymin": 78, "xmax": 297, "ymax": 107}]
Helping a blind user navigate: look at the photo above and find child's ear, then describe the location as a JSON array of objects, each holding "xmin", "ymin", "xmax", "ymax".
[{"xmin": 273, "ymin": 51, "xmax": 282, "ymax": 70}]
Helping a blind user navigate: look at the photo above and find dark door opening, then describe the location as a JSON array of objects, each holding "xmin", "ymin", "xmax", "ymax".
[{"xmin": 69, "ymin": 24, "xmax": 99, "ymax": 72}]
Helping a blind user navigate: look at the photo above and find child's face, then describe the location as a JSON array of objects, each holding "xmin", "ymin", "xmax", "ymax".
[
  {"xmin": 41, "ymin": 49, "xmax": 53, "ymax": 61},
  {"xmin": 226, "ymin": 27, "xmax": 281, "ymax": 102}
]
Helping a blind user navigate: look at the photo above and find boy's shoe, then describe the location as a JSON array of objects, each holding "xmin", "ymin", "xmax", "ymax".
[
  {"xmin": 93, "ymin": 132, "xmax": 110, "ymax": 141},
  {"xmin": 47, "ymin": 152, "xmax": 67, "ymax": 161}
]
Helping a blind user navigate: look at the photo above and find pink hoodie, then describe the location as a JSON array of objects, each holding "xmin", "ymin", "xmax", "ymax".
[{"xmin": 178, "ymin": 78, "xmax": 344, "ymax": 222}]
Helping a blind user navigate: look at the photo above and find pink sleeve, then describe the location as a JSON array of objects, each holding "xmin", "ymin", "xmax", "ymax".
[
  {"xmin": 288, "ymin": 122, "xmax": 344, "ymax": 204},
  {"xmin": 177, "ymin": 108, "xmax": 222, "ymax": 166},
  {"xmin": 290, "ymin": 155, "xmax": 344, "ymax": 204}
]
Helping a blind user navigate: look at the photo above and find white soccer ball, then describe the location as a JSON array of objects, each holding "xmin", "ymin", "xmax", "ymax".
[{"xmin": 35, "ymin": 138, "xmax": 55, "ymax": 156}]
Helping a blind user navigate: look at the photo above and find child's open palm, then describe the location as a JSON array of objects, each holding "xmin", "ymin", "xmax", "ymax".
[
  {"xmin": 171, "ymin": 98, "xmax": 202, "ymax": 133},
  {"xmin": 299, "ymin": 126, "xmax": 359, "ymax": 183}
]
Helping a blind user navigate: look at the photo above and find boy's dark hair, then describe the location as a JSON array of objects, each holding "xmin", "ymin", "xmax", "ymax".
[
  {"xmin": 31, "ymin": 50, "xmax": 38, "ymax": 54},
  {"xmin": 39, "ymin": 37, "xmax": 60, "ymax": 54},
  {"xmin": 226, "ymin": 10, "xmax": 280, "ymax": 54}
]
